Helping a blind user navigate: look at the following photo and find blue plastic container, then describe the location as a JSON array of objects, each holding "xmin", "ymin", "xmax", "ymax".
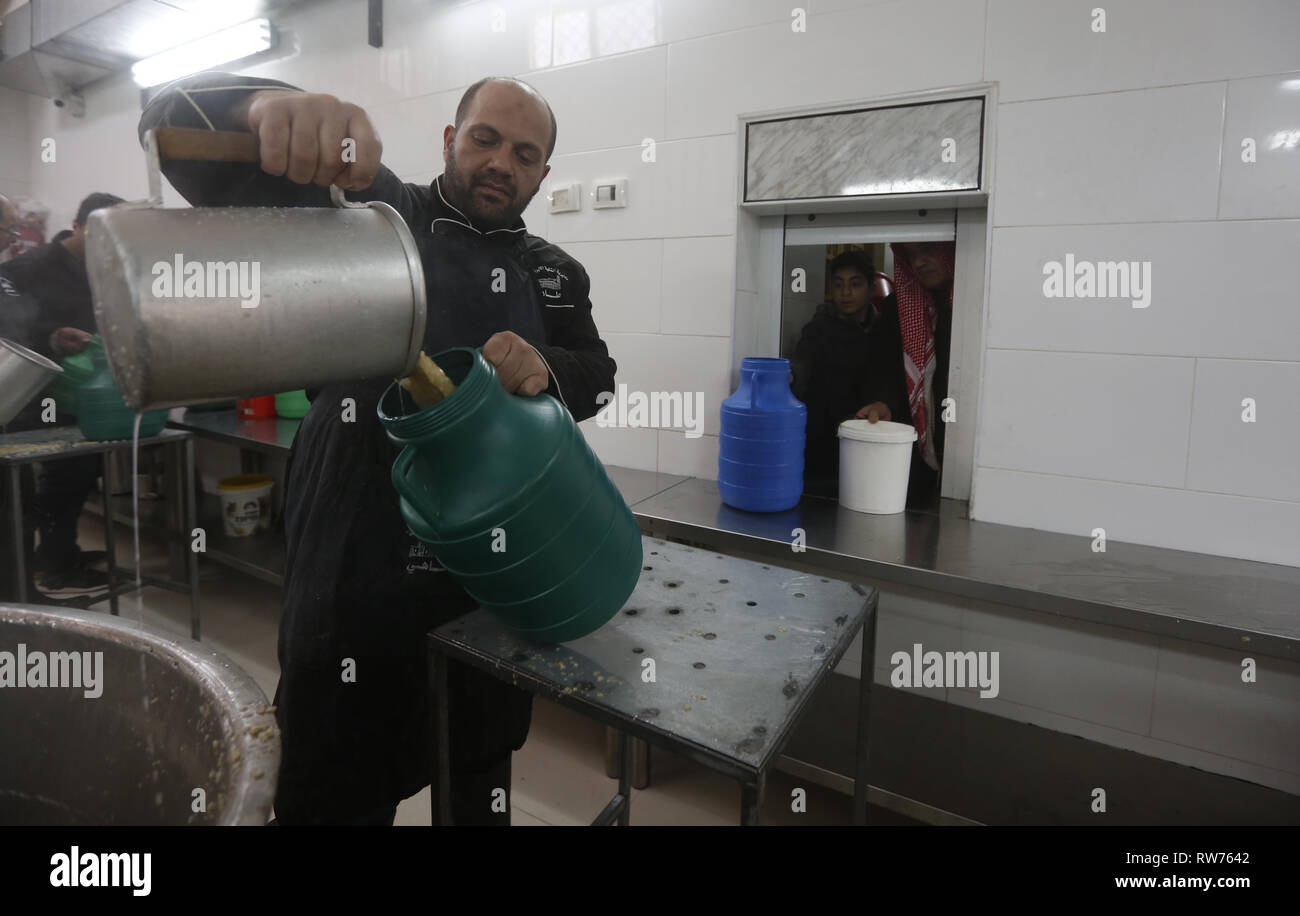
[{"xmin": 718, "ymin": 357, "xmax": 806, "ymax": 512}]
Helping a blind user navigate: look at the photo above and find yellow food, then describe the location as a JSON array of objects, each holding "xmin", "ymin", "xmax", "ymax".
[{"xmin": 399, "ymin": 351, "xmax": 457, "ymax": 408}]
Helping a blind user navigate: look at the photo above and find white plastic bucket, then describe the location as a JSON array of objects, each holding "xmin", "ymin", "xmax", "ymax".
[
  {"xmin": 837, "ymin": 419, "xmax": 918, "ymax": 514},
  {"xmin": 217, "ymin": 474, "xmax": 273, "ymax": 537}
]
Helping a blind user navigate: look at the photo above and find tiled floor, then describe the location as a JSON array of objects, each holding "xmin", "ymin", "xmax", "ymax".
[{"xmin": 59, "ymin": 510, "xmax": 897, "ymax": 827}]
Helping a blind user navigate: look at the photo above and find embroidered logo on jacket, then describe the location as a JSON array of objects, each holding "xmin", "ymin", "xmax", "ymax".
[
  {"xmin": 404, "ymin": 527, "xmax": 445, "ymax": 574},
  {"xmin": 534, "ymin": 264, "xmax": 574, "ymax": 307}
]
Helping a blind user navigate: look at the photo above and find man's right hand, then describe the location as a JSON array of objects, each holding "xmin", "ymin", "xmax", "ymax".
[
  {"xmin": 855, "ymin": 402, "xmax": 891, "ymax": 423},
  {"xmin": 243, "ymin": 90, "xmax": 382, "ymax": 191},
  {"xmin": 53, "ymin": 327, "xmax": 92, "ymax": 355}
]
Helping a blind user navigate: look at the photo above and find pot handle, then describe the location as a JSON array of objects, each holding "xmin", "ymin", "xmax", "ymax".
[{"xmin": 145, "ymin": 127, "xmax": 366, "ymax": 209}]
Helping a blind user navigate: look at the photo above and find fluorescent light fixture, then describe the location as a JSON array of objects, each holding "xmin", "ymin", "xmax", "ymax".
[{"xmin": 132, "ymin": 18, "xmax": 276, "ymax": 89}]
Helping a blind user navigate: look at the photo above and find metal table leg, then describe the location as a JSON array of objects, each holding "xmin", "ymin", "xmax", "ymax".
[
  {"xmin": 603, "ymin": 726, "xmax": 620, "ymax": 778},
  {"xmin": 629, "ymin": 736, "xmax": 650, "ymax": 790},
  {"xmin": 9, "ymin": 464, "xmax": 26, "ymax": 604},
  {"xmin": 182, "ymin": 437, "xmax": 200, "ymax": 640},
  {"xmin": 429, "ymin": 646, "xmax": 452, "ymax": 825},
  {"xmin": 853, "ymin": 591, "xmax": 879, "ymax": 826},
  {"xmin": 605, "ymin": 729, "xmax": 650, "ymax": 790},
  {"xmin": 617, "ymin": 731, "xmax": 631, "ymax": 826},
  {"xmin": 740, "ymin": 770, "xmax": 766, "ymax": 826},
  {"xmin": 100, "ymin": 452, "xmax": 118, "ymax": 616},
  {"xmin": 163, "ymin": 440, "xmax": 183, "ymax": 581}
]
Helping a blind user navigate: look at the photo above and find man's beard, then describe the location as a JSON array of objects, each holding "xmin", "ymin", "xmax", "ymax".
[{"xmin": 442, "ymin": 146, "xmax": 538, "ymax": 230}]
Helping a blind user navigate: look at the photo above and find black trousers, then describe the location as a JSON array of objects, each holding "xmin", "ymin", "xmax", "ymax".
[
  {"xmin": 271, "ymin": 652, "xmax": 531, "ymax": 826},
  {"xmin": 34, "ymin": 452, "xmax": 100, "ymax": 572}
]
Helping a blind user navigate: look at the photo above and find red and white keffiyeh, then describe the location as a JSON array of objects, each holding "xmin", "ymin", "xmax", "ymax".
[{"xmin": 890, "ymin": 242, "xmax": 955, "ymax": 471}]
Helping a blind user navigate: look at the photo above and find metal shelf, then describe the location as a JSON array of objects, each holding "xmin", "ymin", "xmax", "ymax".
[
  {"xmin": 84, "ymin": 491, "xmax": 173, "ymax": 533},
  {"xmin": 196, "ymin": 492, "xmax": 285, "ymax": 587}
]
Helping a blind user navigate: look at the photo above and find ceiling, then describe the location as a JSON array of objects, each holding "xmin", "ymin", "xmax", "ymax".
[{"xmin": 0, "ymin": 0, "xmax": 310, "ymax": 98}]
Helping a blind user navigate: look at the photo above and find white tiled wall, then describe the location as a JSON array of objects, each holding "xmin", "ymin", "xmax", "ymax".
[
  {"xmin": 985, "ymin": 0, "xmax": 1300, "ymax": 102},
  {"xmin": 8, "ymin": 0, "xmax": 1297, "ymax": 796},
  {"xmin": 978, "ymin": 0, "xmax": 1299, "ymax": 567},
  {"xmin": 972, "ymin": 467, "xmax": 1300, "ymax": 568},
  {"xmin": 988, "ymin": 221, "xmax": 1300, "ymax": 362},
  {"xmin": 993, "ymin": 83, "xmax": 1226, "ymax": 227},
  {"xmin": 560, "ymin": 239, "xmax": 663, "ymax": 334},
  {"xmin": 1219, "ymin": 74, "xmax": 1300, "ymax": 220},
  {"xmin": 0, "ymin": 87, "xmax": 31, "ymax": 200}
]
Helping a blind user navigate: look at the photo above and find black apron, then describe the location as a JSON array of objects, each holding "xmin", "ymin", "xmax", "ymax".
[{"xmin": 272, "ymin": 219, "xmax": 548, "ymax": 822}]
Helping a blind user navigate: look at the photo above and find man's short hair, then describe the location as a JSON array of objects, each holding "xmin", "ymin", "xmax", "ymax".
[
  {"xmin": 454, "ymin": 77, "xmax": 558, "ymax": 161},
  {"xmin": 828, "ymin": 249, "xmax": 874, "ymax": 281},
  {"xmin": 75, "ymin": 193, "xmax": 125, "ymax": 227}
]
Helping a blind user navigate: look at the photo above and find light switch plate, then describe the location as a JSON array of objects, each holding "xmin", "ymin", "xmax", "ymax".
[
  {"xmin": 592, "ymin": 178, "xmax": 627, "ymax": 209},
  {"xmin": 549, "ymin": 180, "xmax": 581, "ymax": 213}
]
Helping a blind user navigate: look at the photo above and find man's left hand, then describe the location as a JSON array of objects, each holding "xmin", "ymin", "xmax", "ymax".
[
  {"xmin": 482, "ymin": 331, "xmax": 549, "ymax": 396},
  {"xmin": 53, "ymin": 327, "xmax": 92, "ymax": 355}
]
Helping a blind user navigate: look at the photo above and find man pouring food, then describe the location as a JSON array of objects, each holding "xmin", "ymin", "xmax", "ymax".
[{"xmin": 137, "ymin": 72, "xmax": 616, "ymax": 825}]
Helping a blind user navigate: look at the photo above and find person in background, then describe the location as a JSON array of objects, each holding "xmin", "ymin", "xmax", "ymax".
[
  {"xmin": 0, "ymin": 195, "xmax": 19, "ymax": 262},
  {"xmin": 0, "ymin": 196, "xmax": 50, "ymax": 263},
  {"xmin": 790, "ymin": 249, "xmax": 879, "ymax": 497},
  {"xmin": 856, "ymin": 240, "xmax": 956, "ymax": 508},
  {"xmin": 0, "ymin": 192, "xmax": 125, "ymax": 594}
]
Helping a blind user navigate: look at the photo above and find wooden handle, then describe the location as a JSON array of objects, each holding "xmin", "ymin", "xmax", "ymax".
[{"xmin": 155, "ymin": 127, "xmax": 260, "ymax": 164}]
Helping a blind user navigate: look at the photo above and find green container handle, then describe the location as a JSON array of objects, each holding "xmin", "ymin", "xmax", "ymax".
[
  {"xmin": 398, "ymin": 494, "xmax": 439, "ymax": 544},
  {"xmin": 394, "ymin": 447, "xmax": 441, "ymax": 535}
]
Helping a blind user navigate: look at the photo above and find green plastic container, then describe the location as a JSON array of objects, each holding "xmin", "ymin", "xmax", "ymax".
[
  {"xmin": 274, "ymin": 390, "xmax": 311, "ymax": 419},
  {"xmin": 46, "ymin": 334, "xmax": 103, "ymax": 417},
  {"xmin": 378, "ymin": 347, "xmax": 642, "ymax": 643},
  {"xmin": 75, "ymin": 347, "xmax": 168, "ymax": 441}
]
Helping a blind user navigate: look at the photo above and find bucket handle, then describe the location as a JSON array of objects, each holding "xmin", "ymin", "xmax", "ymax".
[
  {"xmin": 743, "ymin": 360, "xmax": 787, "ymax": 409},
  {"xmin": 142, "ymin": 127, "xmax": 367, "ymax": 209}
]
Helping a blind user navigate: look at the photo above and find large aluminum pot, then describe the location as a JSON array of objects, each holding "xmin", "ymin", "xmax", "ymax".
[
  {"xmin": 0, "ymin": 604, "xmax": 278, "ymax": 825},
  {"xmin": 85, "ymin": 128, "xmax": 426, "ymax": 411},
  {"xmin": 0, "ymin": 338, "xmax": 62, "ymax": 425}
]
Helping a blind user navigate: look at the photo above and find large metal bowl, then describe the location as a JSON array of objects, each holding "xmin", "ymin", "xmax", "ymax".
[
  {"xmin": 0, "ymin": 337, "xmax": 62, "ymax": 425},
  {"xmin": 0, "ymin": 604, "xmax": 278, "ymax": 825}
]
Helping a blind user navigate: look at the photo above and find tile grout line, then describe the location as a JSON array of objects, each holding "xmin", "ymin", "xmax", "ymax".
[{"xmin": 1182, "ymin": 358, "xmax": 1198, "ymax": 489}]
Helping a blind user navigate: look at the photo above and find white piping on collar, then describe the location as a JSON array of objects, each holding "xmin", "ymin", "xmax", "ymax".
[{"xmin": 431, "ymin": 176, "xmax": 527, "ymax": 237}]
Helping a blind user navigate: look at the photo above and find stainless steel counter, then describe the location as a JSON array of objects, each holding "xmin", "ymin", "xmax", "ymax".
[
  {"xmin": 625, "ymin": 475, "xmax": 1300, "ymax": 662},
  {"xmin": 162, "ymin": 412, "xmax": 1298, "ymax": 661},
  {"xmin": 168, "ymin": 410, "xmax": 301, "ymax": 454}
]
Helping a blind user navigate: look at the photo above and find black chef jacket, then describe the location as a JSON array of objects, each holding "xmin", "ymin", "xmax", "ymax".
[{"xmin": 138, "ymin": 71, "xmax": 617, "ymax": 818}]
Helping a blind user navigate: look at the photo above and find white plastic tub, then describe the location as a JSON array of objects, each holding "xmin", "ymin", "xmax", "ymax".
[
  {"xmin": 837, "ymin": 419, "xmax": 918, "ymax": 514},
  {"xmin": 217, "ymin": 474, "xmax": 273, "ymax": 537}
]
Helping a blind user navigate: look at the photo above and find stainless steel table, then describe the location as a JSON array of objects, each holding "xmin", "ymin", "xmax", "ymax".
[
  {"xmin": 427, "ymin": 536, "xmax": 878, "ymax": 826},
  {"xmin": 167, "ymin": 410, "xmax": 301, "ymax": 465},
  {"xmin": 632, "ymin": 477, "xmax": 1300, "ymax": 662},
  {"xmin": 0, "ymin": 426, "xmax": 201, "ymax": 639},
  {"xmin": 167, "ymin": 409, "xmax": 300, "ymax": 586}
]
